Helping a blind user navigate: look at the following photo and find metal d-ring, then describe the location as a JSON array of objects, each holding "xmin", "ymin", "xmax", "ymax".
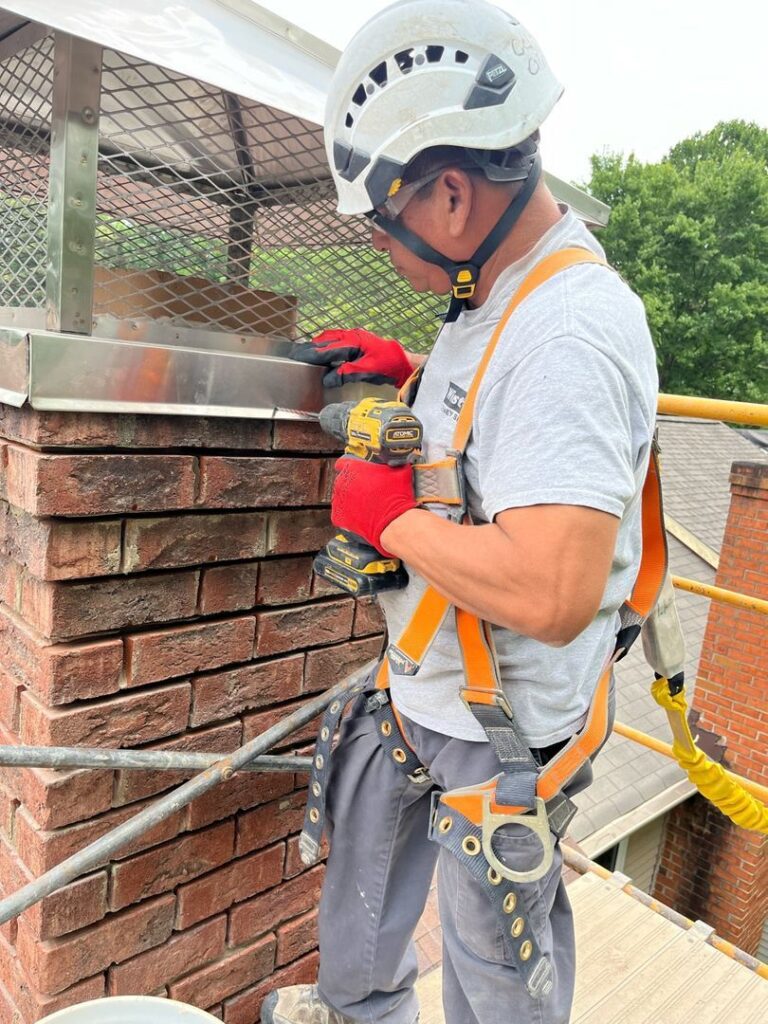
[{"xmin": 481, "ymin": 795, "xmax": 554, "ymax": 885}]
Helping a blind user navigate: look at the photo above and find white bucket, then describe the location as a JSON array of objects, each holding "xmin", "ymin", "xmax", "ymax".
[{"xmin": 37, "ymin": 995, "xmax": 221, "ymax": 1023}]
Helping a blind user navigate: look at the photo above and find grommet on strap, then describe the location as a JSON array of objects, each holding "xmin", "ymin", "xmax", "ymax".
[
  {"xmin": 366, "ymin": 688, "xmax": 432, "ymax": 785},
  {"xmin": 299, "ymin": 668, "xmax": 375, "ymax": 866}
]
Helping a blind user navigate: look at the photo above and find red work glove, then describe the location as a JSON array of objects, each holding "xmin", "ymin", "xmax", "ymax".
[
  {"xmin": 331, "ymin": 457, "xmax": 417, "ymax": 555},
  {"xmin": 290, "ymin": 328, "xmax": 413, "ymax": 389}
]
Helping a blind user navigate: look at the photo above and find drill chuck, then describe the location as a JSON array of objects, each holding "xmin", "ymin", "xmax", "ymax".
[{"xmin": 318, "ymin": 401, "xmax": 354, "ymax": 445}]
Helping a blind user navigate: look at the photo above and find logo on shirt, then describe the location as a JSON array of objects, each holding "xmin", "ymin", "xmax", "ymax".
[{"xmin": 443, "ymin": 381, "xmax": 467, "ymax": 419}]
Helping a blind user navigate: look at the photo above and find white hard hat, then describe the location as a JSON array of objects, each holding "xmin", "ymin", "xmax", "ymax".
[{"xmin": 326, "ymin": 0, "xmax": 563, "ymax": 215}]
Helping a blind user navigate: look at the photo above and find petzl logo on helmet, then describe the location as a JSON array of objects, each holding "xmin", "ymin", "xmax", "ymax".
[{"xmin": 443, "ymin": 381, "xmax": 467, "ymax": 418}]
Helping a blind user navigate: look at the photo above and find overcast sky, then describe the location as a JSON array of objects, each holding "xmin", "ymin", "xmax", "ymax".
[{"xmin": 258, "ymin": 0, "xmax": 767, "ymax": 185}]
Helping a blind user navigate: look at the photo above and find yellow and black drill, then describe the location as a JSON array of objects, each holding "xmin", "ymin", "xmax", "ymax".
[{"xmin": 314, "ymin": 397, "xmax": 423, "ymax": 596}]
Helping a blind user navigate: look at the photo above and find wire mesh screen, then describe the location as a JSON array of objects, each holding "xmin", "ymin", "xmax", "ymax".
[
  {"xmin": 0, "ymin": 32, "xmax": 53, "ymax": 307},
  {"xmin": 93, "ymin": 49, "xmax": 445, "ymax": 351}
]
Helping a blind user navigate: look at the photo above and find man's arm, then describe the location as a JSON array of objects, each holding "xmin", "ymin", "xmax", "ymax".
[{"xmin": 381, "ymin": 503, "xmax": 619, "ymax": 646}]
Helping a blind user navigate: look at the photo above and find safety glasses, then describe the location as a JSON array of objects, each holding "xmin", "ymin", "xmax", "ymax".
[
  {"xmin": 375, "ymin": 164, "xmax": 476, "ymax": 220},
  {"xmin": 375, "ymin": 169, "xmax": 444, "ymax": 220}
]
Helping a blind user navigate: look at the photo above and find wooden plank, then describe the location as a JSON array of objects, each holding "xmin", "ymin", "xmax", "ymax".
[{"xmin": 416, "ymin": 966, "xmax": 444, "ymax": 1024}]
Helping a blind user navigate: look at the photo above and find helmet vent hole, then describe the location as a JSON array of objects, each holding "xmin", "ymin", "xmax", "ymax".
[
  {"xmin": 395, "ymin": 48, "xmax": 415, "ymax": 73},
  {"xmin": 352, "ymin": 84, "xmax": 367, "ymax": 106},
  {"xmin": 455, "ymin": 50, "xmax": 469, "ymax": 64},
  {"xmin": 426, "ymin": 45, "xmax": 444, "ymax": 63},
  {"xmin": 369, "ymin": 61, "xmax": 388, "ymax": 86},
  {"xmin": 345, "ymin": 113, "xmax": 354, "ymax": 128}
]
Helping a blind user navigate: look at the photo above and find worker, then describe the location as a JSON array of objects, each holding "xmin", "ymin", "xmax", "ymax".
[{"xmin": 262, "ymin": 2, "xmax": 658, "ymax": 1024}]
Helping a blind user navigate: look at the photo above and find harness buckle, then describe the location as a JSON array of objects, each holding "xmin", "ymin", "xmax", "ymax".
[
  {"xmin": 481, "ymin": 793, "xmax": 555, "ymax": 885},
  {"xmin": 461, "ymin": 686, "xmax": 515, "ymax": 721},
  {"xmin": 364, "ymin": 690, "xmax": 390, "ymax": 713},
  {"xmin": 408, "ymin": 766, "xmax": 432, "ymax": 785}
]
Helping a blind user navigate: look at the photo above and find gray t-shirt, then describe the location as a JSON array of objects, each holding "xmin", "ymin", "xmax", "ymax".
[{"xmin": 378, "ymin": 207, "xmax": 658, "ymax": 746}]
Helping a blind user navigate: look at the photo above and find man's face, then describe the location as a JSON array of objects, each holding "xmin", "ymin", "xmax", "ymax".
[{"xmin": 370, "ymin": 177, "xmax": 456, "ymax": 295}]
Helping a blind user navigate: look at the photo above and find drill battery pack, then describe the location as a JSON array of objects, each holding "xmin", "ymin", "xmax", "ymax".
[{"xmin": 313, "ymin": 533, "xmax": 408, "ymax": 596}]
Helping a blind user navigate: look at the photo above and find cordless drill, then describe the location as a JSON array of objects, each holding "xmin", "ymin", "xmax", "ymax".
[{"xmin": 314, "ymin": 397, "xmax": 423, "ymax": 596}]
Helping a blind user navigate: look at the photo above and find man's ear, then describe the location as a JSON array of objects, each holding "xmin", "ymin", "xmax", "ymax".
[{"xmin": 439, "ymin": 168, "xmax": 475, "ymax": 238}]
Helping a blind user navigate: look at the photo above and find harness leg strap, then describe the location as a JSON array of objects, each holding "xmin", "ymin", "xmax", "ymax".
[
  {"xmin": 299, "ymin": 673, "xmax": 372, "ymax": 866},
  {"xmin": 429, "ymin": 793, "xmax": 554, "ymax": 999},
  {"xmin": 365, "ymin": 688, "xmax": 431, "ymax": 784}
]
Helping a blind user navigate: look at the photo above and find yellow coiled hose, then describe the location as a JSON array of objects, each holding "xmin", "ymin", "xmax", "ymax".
[{"xmin": 651, "ymin": 678, "xmax": 768, "ymax": 833}]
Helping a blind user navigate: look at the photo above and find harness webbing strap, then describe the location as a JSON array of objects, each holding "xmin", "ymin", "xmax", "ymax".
[
  {"xmin": 452, "ymin": 247, "xmax": 606, "ymax": 454},
  {"xmin": 381, "ymin": 248, "xmax": 607, "ymax": 687},
  {"xmin": 625, "ymin": 443, "xmax": 667, "ymax": 618},
  {"xmin": 385, "ymin": 587, "xmax": 452, "ymax": 677}
]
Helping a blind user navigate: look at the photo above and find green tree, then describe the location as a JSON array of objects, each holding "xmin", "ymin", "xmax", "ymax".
[{"xmin": 585, "ymin": 120, "xmax": 768, "ymax": 402}]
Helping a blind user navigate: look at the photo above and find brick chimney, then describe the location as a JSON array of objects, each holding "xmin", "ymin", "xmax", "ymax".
[
  {"xmin": 653, "ymin": 461, "xmax": 768, "ymax": 954},
  {"xmin": 0, "ymin": 403, "xmax": 383, "ymax": 1022}
]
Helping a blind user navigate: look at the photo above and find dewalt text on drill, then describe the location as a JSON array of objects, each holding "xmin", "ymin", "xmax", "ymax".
[{"xmin": 314, "ymin": 397, "xmax": 423, "ymax": 596}]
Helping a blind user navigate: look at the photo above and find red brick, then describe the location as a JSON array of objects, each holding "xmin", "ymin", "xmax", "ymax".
[
  {"xmin": 223, "ymin": 950, "xmax": 319, "ymax": 1024},
  {"xmin": 109, "ymin": 915, "xmax": 227, "ymax": 995},
  {"xmin": 12, "ymin": 568, "xmax": 200, "ymax": 642},
  {"xmin": 277, "ymin": 908, "xmax": 318, "ymax": 966},
  {"xmin": 235, "ymin": 791, "xmax": 307, "ymax": 858},
  {"xmin": 303, "ymin": 636, "xmax": 383, "ymax": 694},
  {"xmin": 185, "ymin": 766, "xmax": 295, "ymax": 832},
  {"xmin": 1, "ymin": 755, "xmax": 114, "ymax": 830},
  {"xmin": 200, "ymin": 562, "xmax": 260, "ymax": 615},
  {"xmin": 109, "ymin": 821, "xmax": 235, "ymax": 911},
  {"xmin": 176, "ymin": 843, "xmax": 284, "ymax": 930},
  {"xmin": 255, "ymin": 599, "xmax": 354, "ymax": 657},
  {"xmin": 198, "ymin": 457, "xmax": 323, "ymax": 509},
  {"xmin": 0, "ymin": 501, "xmax": 122, "ymax": 579},
  {"xmin": 229, "ymin": 864, "xmax": 323, "ymax": 947},
  {"xmin": 14, "ymin": 802, "xmax": 186, "ymax": 876},
  {"xmin": 4, "ymin": 444, "xmax": 197, "ymax": 516},
  {"xmin": 272, "ymin": 421, "xmax": 342, "ymax": 454},
  {"xmin": 169, "ymin": 933, "xmax": 276, "ymax": 1008},
  {"xmin": 190, "ymin": 655, "xmax": 304, "ymax": 728},
  {"xmin": 125, "ymin": 618, "xmax": 255, "ymax": 687},
  {"xmin": 19, "ymin": 683, "xmax": 192, "ymax": 749},
  {"xmin": 0, "ymin": 606, "xmax": 123, "ymax": 704},
  {"xmin": 318, "ymin": 458, "xmax": 336, "ymax": 504},
  {"xmin": 0, "ymin": 978, "xmax": 20, "ymax": 1024},
  {"xmin": 257, "ymin": 557, "xmax": 314, "ymax": 606},
  {"xmin": 0, "ymin": 932, "xmax": 106, "ymax": 1022},
  {"xmin": 353, "ymin": 596, "xmax": 386, "ymax": 637},
  {"xmin": 241, "ymin": 698, "xmax": 322, "ymax": 752},
  {"xmin": 266, "ymin": 509, "xmax": 333, "ymax": 555},
  {"xmin": 0, "ymin": 785, "xmax": 16, "ymax": 841},
  {"xmin": 16, "ymin": 894, "xmax": 176, "ymax": 995},
  {"xmin": 123, "ymin": 512, "xmax": 267, "ymax": 572},
  {"xmin": 114, "ymin": 720, "xmax": 242, "ymax": 807},
  {"xmin": 0, "ymin": 666, "xmax": 23, "ymax": 733},
  {"xmin": 21, "ymin": 870, "xmax": 109, "ymax": 941},
  {"xmin": 0, "ymin": 405, "xmax": 274, "ymax": 450}
]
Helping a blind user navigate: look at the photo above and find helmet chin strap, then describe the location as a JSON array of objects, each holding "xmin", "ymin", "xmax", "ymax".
[{"xmin": 368, "ymin": 157, "xmax": 542, "ymax": 323}]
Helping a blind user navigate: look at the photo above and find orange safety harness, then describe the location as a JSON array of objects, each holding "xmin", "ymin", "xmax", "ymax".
[{"xmin": 300, "ymin": 248, "xmax": 668, "ymax": 998}]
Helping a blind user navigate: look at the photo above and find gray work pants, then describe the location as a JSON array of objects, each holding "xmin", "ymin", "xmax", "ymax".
[{"xmin": 317, "ymin": 694, "xmax": 598, "ymax": 1024}]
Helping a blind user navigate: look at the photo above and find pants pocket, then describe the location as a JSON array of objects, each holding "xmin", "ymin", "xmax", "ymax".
[{"xmin": 446, "ymin": 826, "xmax": 559, "ymax": 965}]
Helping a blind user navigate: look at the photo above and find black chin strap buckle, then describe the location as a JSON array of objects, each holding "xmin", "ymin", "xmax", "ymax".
[{"xmin": 451, "ymin": 264, "xmax": 479, "ymax": 300}]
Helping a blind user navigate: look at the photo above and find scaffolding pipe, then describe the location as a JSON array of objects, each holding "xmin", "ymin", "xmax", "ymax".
[
  {"xmin": 672, "ymin": 576, "xmax": 768, "ymax": 616},
  {"xmin": 0, "ymin": 746, "xmax": 311, "ymax": 774},
  {"xmin": 612, "ymin": 721, "xmax": 768, "ymax": 803},
  {"xmin": 562, "ymin": 845, "xmax": 768, "ymax": 980},
  {"xmin": 0, "ymin": 663, "xmax": 375, "ymax": 925},
  {"xmin": 658, "ymin": 393, "xmax": 768, "ymax": 428}
]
